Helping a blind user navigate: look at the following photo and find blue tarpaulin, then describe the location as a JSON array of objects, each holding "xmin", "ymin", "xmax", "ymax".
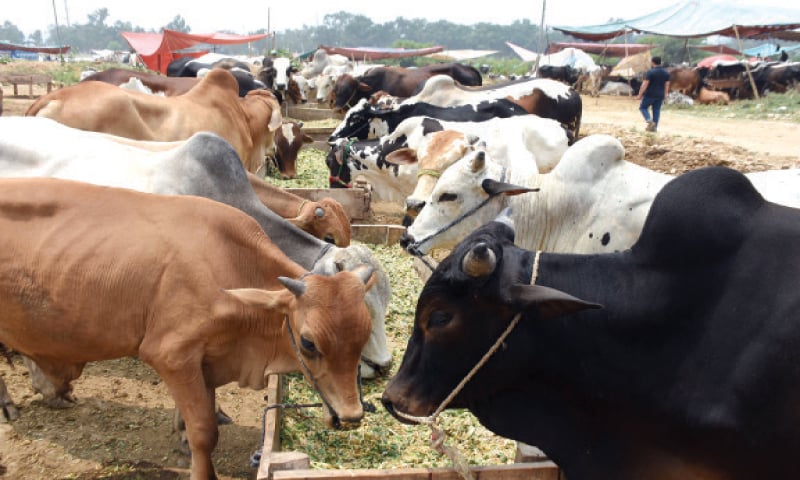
[
  {"xmin": 552, "ymin": 0, "xmax": 800, "ymax": 40},
  {"xmin": 742, "ymin": 43, "xmax": 800, "ymax": 58}
]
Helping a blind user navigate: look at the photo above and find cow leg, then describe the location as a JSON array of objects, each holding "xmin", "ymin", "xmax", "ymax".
[
  {"xmin": 22, "ymin": 356, "xmax": 80, "ymax": 409},
  {"xmin": 144, "ymin": 343, "xmax": 218, "ymax": 480},
  {"xmin": 172, "ymin": 401, "xmax": 231, "ymax": 456},
  {"xmin": 0, "ymin": 377, "xmax": 19, "ymax": 423}
]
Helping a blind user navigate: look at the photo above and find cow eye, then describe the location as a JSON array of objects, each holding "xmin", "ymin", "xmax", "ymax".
[
  {"xmin": 300, "ymin": 336, "xmax": 319, "ymax": 356},
  {"xmin": 427, "ymin": 311, "xmax": 452, "ymax": 329},
  {"xmin": 438, "ymin": 193, "xmax": 458, "ymax": 203}
]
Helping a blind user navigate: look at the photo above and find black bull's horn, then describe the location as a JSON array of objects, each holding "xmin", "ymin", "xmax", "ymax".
[{"xmin": 461, "ymin": 242, "xmax": 496, "ymax": 277}]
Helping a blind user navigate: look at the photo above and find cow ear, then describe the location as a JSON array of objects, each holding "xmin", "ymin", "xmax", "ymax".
[
  {"xmin": 302, "ymin": 134, "xmax": 314, "ymax": 144},
  {"xmin": 268, "ymin": 107, "xmax": 282, "ymax": 132},
  {"xmin": 482, "ymin": 179, "xmax": 539, "ymax": 196},
  {"xmin": 224, "ymin": 288, "xmax": 292, "ymax": 312},
  {"xmin": 509, "ymin": 285, "xmax": 601, "ymax": 320},
  {"xmin": 385, "ymin": 148, "xmax": 419, "ymax": 165},
  {"xmin": 350, "ymin": 264, "xmax": 377, "ymax": 291}
]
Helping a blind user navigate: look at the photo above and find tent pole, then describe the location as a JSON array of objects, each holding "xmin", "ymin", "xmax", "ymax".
[
  {"xmin": 683, "ymin": 38, "xmax": 688, "ymax": 64},
  {"xmin": 533, "ymin": 0, "xmax": 546, "ymax": 76},
  {"xmin": 733, "ymin": 25, "xmax": 759, "ymax": 99}
]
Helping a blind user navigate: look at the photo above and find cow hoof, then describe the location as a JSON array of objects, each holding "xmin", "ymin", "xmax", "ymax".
[
  {"xmin": 42, "ymin": 393, "xmax": 77, "ymax": 409},
  {"xmin": 173, "ymin": 427, "xmax": 192, "ymax": 456},
  {"xmin": 1, "ymin": 403, "xmax": 20, "ymax": 423},
  {"xmin": 216, "ymin": 407, "xmax": 233, "ymax": 425}
]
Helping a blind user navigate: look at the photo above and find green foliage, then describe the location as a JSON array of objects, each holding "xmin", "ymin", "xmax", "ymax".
[
  {"xmin": 1, "ymin": 20, "xmax": 26, "ymax": 44},
  {"xmin": 165, "ymin": 15, "xmax": 191, "ymax": 33}
]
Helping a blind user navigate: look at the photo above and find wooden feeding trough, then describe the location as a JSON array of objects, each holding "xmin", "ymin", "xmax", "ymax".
[
  {"xmin": 0, "ymin": 73, "xmax": 57, "ymax": 98},
  {"xmin": 256, "ymin": 372, "xmax": 562, "ymax": 480}
]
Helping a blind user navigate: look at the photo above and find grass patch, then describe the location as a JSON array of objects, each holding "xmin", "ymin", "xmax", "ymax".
[{"xmin": 666, "ymin": 89, "xmax": 800, "ymax": 122}]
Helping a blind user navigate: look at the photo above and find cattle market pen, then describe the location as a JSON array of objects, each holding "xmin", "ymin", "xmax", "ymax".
[{"xmin": 257, "ymin": 103, "xmax": 561, "ymax": 478}]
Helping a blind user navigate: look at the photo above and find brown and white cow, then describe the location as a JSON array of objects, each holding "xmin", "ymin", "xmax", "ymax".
[
  {"xmin": 267, "ymin": 121, "xmax": 315, "ymax": 179},
  {"xmin": 331, "ymin": 63, "xmax": 483, "ymax": 112},
  {"xmin": 25, "ymin": 68, "xmax": 282, "ymax": 175},
  {"xmin": 0, "ymin": 176, "xmax": 377, "ymax": 480},
  {"xmin": 247, "ymin": 171, "xmax": 352, "ymax": 247}
]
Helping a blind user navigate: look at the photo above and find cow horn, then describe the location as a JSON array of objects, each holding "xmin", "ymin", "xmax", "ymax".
[
  {"xmin": 314, "ymin": 206, "xmax": 325, "ymax": 218},
  {"xmin": 461, "ymin": 242, "xmax": 496, "ymax": 277},
  {"xmin": 468, "ymin": 151, "xmax": 486, "ymax": 173},
  {"xmin": 279, "ymin": 276, "xmax": 306, "ymax": 297}
]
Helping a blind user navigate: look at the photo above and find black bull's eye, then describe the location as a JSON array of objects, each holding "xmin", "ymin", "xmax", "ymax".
[{"xmin": 427, "ymin": 311, "xmax": 452, "ymax": 329}]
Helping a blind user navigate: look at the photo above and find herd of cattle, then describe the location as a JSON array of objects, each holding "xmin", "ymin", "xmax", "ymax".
[{"xmin": 1, "ymin": 47, "xmax": 800, "ymax": 480}]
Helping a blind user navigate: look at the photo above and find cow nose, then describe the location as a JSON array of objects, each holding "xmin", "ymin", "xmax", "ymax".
[
  {"xmin": 399, "ymin": 231, "xmax": 414, "ymax": 250},
  {"xmin": 381, "ymin": 397, "xmax": 396, "ymax": 416},
  {"xmin": 331, "ymin": 413, "xmax": 363, "ymax": 431}
]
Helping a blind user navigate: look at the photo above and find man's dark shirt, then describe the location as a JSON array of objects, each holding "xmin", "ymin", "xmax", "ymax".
[{"xmin": 643, "ymin": 66, "xmax": 670, "ymax": 99}]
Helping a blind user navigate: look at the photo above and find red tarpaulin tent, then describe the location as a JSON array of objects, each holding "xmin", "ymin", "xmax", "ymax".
[
  {"xmin": 0, "ymin": 41, "xmax": 70, "ymax": 55},
  {"xmin": 121, "ymin": 29, "xmax": 271, "ymax": 74},
  {"xmin": 696, "ymin": 54, "xmax": 739, "ymax": 68},
  {"xmin": 691, "ymin": 44, "xmax": 742, "ymax": 55}
]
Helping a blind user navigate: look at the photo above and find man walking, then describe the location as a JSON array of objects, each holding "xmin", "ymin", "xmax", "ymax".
[{"xmin": 637, "ymin": 56, "xmax": 670, "ymax": 132}]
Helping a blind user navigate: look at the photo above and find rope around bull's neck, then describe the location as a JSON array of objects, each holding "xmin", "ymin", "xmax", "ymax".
[{"xmin": 394, "ymin": 250, "xmax": 542, "ymax": 480}]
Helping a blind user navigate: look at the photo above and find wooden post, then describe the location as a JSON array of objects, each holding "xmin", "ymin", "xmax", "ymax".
[{"xmin": 733, "ymin": 25, "xmax": 760, "ymax": 99}]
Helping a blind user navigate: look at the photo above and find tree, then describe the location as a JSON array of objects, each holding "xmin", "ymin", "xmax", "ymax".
[
  {"xmin": 28, "ymin": 30, "xmax": 44, "ymax": 46},
  {"xmin": 165, "ymin": 15, "xmax": 190, "ymax": 33},
  {"xmin": 86, "ymin": 8, "xmax": 110, "ymax": 28},
  {"xmin": 0, "ymin": 20, "xmax": 25, "ymax": 44}
]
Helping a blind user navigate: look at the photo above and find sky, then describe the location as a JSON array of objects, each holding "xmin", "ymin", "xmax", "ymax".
[{"xmin": 5, "ymin": 0, "xmax": 798, "ymax": 40}]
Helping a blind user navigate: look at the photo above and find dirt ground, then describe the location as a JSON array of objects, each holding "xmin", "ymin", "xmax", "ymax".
[{"xmin": 0, "ymin": 82, "xmax": 799, "ymax": 480}]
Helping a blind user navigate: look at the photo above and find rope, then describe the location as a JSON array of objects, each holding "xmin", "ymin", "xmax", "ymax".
[
  {"xmin": 417, "ymin": 169, "xmax": 442, "ymax": 178},
  {"xmin": 393, "ymin": 250, "xmax": 543, "ymax": 480},
  {"xmin": 406, "ymin": 166, "xmax": 507, "ymax": 257}
]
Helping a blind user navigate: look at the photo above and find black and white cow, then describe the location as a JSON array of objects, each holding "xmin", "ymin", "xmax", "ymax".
[
  {"xmin": 328, "ymin": 97, "xmax": 531, "ymax": 142},
  {"xmin": 383, "ymin": 166, "xmax": 800, "ymax": 479}
]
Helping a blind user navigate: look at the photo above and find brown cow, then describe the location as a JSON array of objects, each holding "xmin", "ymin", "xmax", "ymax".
[
  {"xmin": 247, "ymin": 172, "xmax": 352, "ymax": 247},
  {"xmin": 81, "ymin": 67, "xmax": 201, "ymax": 96},
  {"xmin": 668, "ymin": 67, "xmax": 702, "ymax": 97},
  {"xmin": 0, "ymin": 176, "xmax": 377, "ymax": 480},
  {"xmin": 25, "ymin": 68, "xmax": 282, "ymax": 175},
  {"xmin": 697, "ymin": 87, "xmax": 731, "ymax": 105}
]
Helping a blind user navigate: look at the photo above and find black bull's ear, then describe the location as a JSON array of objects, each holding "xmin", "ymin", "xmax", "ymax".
[
  {"xmin": 482, "ymin": 179, "xmax": 539, "ymax": 196},
  {"xmin": 510, "ymin": 284, "xmax": 602, "ymax": 320}
]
